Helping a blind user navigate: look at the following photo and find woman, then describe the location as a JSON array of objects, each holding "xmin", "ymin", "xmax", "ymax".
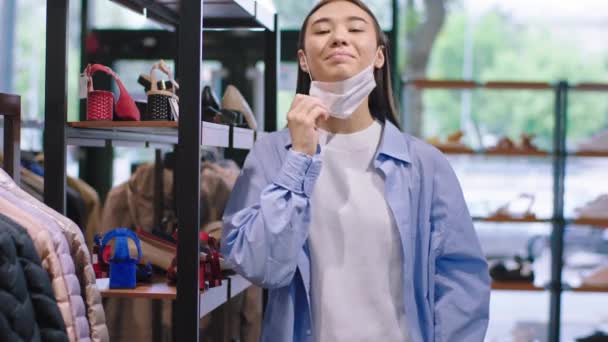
[{"xmin": 221, "ymin": 1, "xmax": 490, "ymax": 341}]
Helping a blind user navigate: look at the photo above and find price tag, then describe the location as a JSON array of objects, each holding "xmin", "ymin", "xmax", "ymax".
[
  {"xmin": 168, "ymin": 97, "xmax": 179, "ymax": 121},
  {"xmin": 79, "ymin": 74, "xmax": 88, "ymax": 99}
]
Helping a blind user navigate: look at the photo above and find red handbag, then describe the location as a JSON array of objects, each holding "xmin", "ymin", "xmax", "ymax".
[{"xmin": 84, "ymin": 64, "xmax": 140, "ymax": 121}]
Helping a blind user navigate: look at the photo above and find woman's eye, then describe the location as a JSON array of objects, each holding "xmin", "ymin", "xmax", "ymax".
[
  {"xmin": 349, "ymin": 28, "xmax": 364, "ymax": 33},
  {"xmin": 315, "ymin": 30, "xmax": 330, "ymax": 35}
]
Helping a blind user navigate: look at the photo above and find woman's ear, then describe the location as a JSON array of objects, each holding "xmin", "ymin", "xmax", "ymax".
[
  {"xmin": 375, "ymin": 46, "xmax": 386, "ymax": 69},
  {"xmin": 298, "ymin": 49, "xmax": 309, "ymax": 73}
]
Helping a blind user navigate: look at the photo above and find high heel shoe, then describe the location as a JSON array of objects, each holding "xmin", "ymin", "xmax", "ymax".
[
  {"xmin": 221, "ymin": 84, "xmax": 258, "ymax": 130},
  {"xmin": 138, "ymin": 73, "xmax": 175, "ymax": 92},
  {"xmin": 202, "ymin": 86, "xmax": 221, "ymax": 122}
]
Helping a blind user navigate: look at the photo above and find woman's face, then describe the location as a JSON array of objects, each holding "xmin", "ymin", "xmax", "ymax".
[{"xmin": 298, "ymin": 1, "xmax": 385, "ymax": 83}]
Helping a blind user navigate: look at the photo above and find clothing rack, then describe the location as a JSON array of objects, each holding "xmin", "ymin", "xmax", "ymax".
[
  {"xmin": 0, "ymin": 92, "xmax": 20, "ymax": 184},
  {"xmin": 44, "ymin": 1, "xmax": 279, "ymax": 340}
]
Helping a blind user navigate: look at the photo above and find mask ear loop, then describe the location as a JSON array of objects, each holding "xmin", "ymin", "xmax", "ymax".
[{"xmin": 303, "ymin": 52, "xmax": 314, "ymax": 82}]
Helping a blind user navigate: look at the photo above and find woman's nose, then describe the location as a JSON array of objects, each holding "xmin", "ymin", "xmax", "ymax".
[{"xmin": 329, "ymin": 27, "xmax": 348, "ymax": 47}]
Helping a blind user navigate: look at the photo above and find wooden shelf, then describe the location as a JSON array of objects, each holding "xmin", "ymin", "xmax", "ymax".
[
  {"xmin": 96, "ymin": 276, "xmax": 230, "ymax": 317},
  {"xmin": 571, "ymin": 218, "xmax": 608, "ymax": 227},
  {"xmin": 570, "ymin": 285, "xmax": 608, "ymax": 293},
  {"xmin": 483, "ymin": 149, "xmax": 550, "ymax": 157},
  {"xmin": 571, "ymin": 83, "xmax": 608, "ymax": 92},
  {"xmin": 491, "ymin": 281, "xmax": 608, "ymax": 293},
  {"xmin": 572, "ymin": 150, "xmax": 608, "ymax": 158},
  {"xmin": 434, "ymin": 145, "xmax": 476, "ymax": 155},
  {"xmin": 434, "ymin": 145, "xmax": 551, "ymax": 157},
  {"xmin": 96, "ymin": 278, "xmax": 176, "ymax": 299},
  {"xmin": 405, "ymin": 79, "xmax": 554, "ymax": 90},
  {"xmin": 474, "ymin": 216, "xmax": 550, "ymax": 223},
  {"xmin": 492, "ymin": 281, "xmax": 544, "ymax": 291}
]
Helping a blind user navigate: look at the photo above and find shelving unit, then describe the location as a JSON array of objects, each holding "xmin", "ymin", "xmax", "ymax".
[
  {"xmin": 403, "ymin": 79, "xmax": 567, "ymax": 341},
  {"xmin": 44, "ymin": 0, "xmax": 278, "ymax": 340},
  {"xmin": 95, "ymin": 274, "xmax": 251, "ymax": 316},
  {"xmin": 473, "ymin": 217, "xmax": 552, "ymax": 224},
  {"xmin": 492, "ymin": 281, "xmax": 544, "ymax": 291},
  {"xmin": 565, "ymin": 82, "xmax": 608, "ymax": 232},
  {"xmin": 571, "ymin": 218, "xmax": 608, "ymax": 227},
  {"xmin": 410, "ymin": 79, "xmax": 608, "ymax": 340},
  {"xmin": 0, "ymin": 93, "xmax": 20, "ymax": 183},
  {"xmin": 435, "ymin": 146, "xmax": 550, "ymax": 156},
  {"xmin": 65, "ymin": 121, "xmax": 257, "ymax": 149}
]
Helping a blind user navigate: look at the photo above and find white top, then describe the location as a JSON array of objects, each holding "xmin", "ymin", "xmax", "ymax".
[{"xmin": 309, "ymin": 120, "xmax": 409, "ymax": 342}]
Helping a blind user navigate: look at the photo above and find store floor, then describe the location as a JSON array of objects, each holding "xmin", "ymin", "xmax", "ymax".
[{"xmin": 487, "ymin": 291, "xmax": 608, "ymax": 341}]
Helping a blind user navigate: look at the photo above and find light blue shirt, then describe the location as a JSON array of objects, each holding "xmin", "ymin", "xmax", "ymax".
[{"xmin": 221, "ymin": 120, "xmax": 491, "ymax": 342}]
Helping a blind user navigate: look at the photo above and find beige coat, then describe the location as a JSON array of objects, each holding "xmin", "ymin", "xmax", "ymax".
[{"xmin": 100, "ymin": 162, "xmax": 261, "ymax": 342}]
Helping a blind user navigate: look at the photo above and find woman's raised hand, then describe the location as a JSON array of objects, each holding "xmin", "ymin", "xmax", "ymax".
[{"xmin": 287, "ymin": 94, "xmax": 330, "ymax": 156}]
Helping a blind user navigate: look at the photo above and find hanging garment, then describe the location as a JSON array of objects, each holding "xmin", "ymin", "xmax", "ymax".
[
  {"xmin": 18, "ymin": 167, "xmax": 88, "ymax": 229},
  {"xmin": 0, "ymin": 213, "xmax": 69, "ymax": 342},
  {"xmin": 19, "ymin": 189, "xmax": 108, "ymax": 342},
  {"xmin": 0, "ymin": 217, "xmax": 42, "ymax": 342},
  {"xmin": 100, "ymin": 161, "xmax": 261, "ymax": 342},
  {"xmin": 0, "ymin": 169, "xmax": 91, "ymax": 342},
  {"xmin": 67, "ymin": 177, "xmax": 103, "ymax": 252},
  {"xmin": 0, "ymin": 169, "xmax": 108, "ymax": 341}
]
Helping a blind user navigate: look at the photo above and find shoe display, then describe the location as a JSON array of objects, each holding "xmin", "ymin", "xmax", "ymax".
[
  {"xmin": 144, "ymin": 60, "xmax": 179, "ymax": 121},
  {"xmin": 488, "ymin": 193, "xmax": 537, "ymax": 220},
  {"xmin": 489, "ymin": 255, "xmax": 534, "ymax": 282},
  {"xmin": 576, "ymin": 331, "xmax": 608, "ymax": 342},
  {"xmin": 101, "ymin": 228, "xmax": 143, "ymax": 289},
  {"xmin": 578, "ymin": 130, "xmax": 608, "ymax": 152},
  {"xmin": 138, "ymin": 73, "xmax": 175, "ymax": 92},
  {"xmin": 202, "ymin": 86, "xmax": 221, "ymax": 122},
  {"xmin": 83, "ymin": 63, "xmax": 141, "ymax": 121},
  {"xmin": 221, "ymin": 84, "xmax": 258, "ymax": 130},
  {"xmin": 486, "ymin": 136, "xmax": 516, "ymax": 152},
  {"xmin": 581, "ymin": 265, "xmax": 608, "ymax": 288},
  {"xmin": 575, "ymin": 194, "xmax": 608, "ymax": 219},
  {"xmin": 520, "ymin": 133, "xmax": 541, "ymax": 152},
  {"xmin": 426, "ymin": 130, "xmax": 474, "ymax": 153}
]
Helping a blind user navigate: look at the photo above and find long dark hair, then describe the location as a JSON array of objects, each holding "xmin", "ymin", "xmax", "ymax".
[{"xmin": 295, "ymin": 0, "xmax": 401, "ymax": 129}]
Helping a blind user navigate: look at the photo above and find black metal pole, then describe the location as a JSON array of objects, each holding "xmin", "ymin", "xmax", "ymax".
[
  {"xmin": 44, "ymin": 0, "xmax": 69, "ymax": 213},
  {"xmin": 154, "ymin": 149, "xmax": 163, "ymax": 229},
  {"xmin": 175, "ymin": 0, "xmax": 203, "ymax": 341},
  {"xmin": 264, "ymin": 14, "xmax": 279, "ymax": 132},
  {"xmin": 548, "ymin": 81, "xmax": 568, "ymax": 342}
]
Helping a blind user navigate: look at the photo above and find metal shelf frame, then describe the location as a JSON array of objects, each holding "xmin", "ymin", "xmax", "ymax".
[
  {"xmin": 44, "ymin": 1, "xmax": 278, "ymax": 340},
  {"xmin": 110, "ymin": 0, "xmax": 276, "ymax": 30},
  {"xmin": 403, "ymin": 79, "xmax": 568, "ymax": 342}
]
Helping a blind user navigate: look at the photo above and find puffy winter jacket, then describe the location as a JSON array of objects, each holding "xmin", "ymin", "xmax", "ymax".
[
  {"xmin": 0, "ymin": 218, "xmax": 41, "ymax": 341},
  {"xmin": 0, "ymin": 213, "xmax": 69, "ymax": 342},
  {"xmin": 19, "ymin": 194, "xmax": 109, "ymax": 342},
  {"xmin": 0, "ymin": 170, "xmax": 90, "ymax": 342}
]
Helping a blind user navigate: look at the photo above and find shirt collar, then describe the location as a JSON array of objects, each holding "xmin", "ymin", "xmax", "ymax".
[{"xmin": 282, "ymin": 119, "xmax": 411, "ymax": 164}]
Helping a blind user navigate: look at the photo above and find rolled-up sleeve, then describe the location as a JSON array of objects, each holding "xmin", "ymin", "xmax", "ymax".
[
  {"xmin": 430, "ymin": 152, "xmax": 491, "ymax": 342},
  {"xmin": 221, "ymin": 140, "xmax": 321, "ymax": 289}
]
